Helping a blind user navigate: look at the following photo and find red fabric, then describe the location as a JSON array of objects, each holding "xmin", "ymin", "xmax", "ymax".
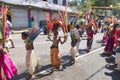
[
  {"xmin": 47, "ymin": 22, "xmax": 53, "ymax": 31},
  {"xmin": 56, "ymin": 19, "xmax": 65, "ymax": 33},
  {"xmin": 87, "ymin": 30, "xmax": 94, "ymax": 38},
  {"xmin": 115, "ymin": 28, "xmax": 120, "ymax": 45},
  {"xmin": 91, "ymin": 19, "xmax": 98, "ymax": 31}
]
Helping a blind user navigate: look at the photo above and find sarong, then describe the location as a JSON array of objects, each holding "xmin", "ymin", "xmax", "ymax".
[
  {"xmin": 26, "ymin": 50, "xmax": 38, "ymax": 74},
  {"xmin": 50, "ymin": 48, "xmax": 61, "ymax": 67}
]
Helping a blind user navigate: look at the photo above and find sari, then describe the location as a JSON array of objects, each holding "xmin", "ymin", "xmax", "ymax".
[
  {"xmin": 104, "ymin": 29, "xmax": 115, "ymax": 54},
  {"xmin": 0, "ymin": 52, "xmax": 17, "ymax": 80}
]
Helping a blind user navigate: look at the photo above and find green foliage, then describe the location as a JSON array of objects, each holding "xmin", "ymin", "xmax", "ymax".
[
  {"xmin": 93, "ymin": 0, "xmax": 120, "ymax": 6},
  {"xmin": 69, "ymin": 1, "xmax": 78, "ymax": 6},
  {"xmin": 77, "ymin": 0, "xmax": 93, "ymax": 12},
  {"xmin": 93, "ymin": 0, "xmax": 120, "ymax": 16}
]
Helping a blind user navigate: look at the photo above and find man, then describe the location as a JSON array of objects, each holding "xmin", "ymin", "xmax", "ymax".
[
  {"xmin": 21, "ymin": 32, "xmax": 39, "ymax": 80},
  {"xmin": 49, "ymin": 30, "xmax": 66, "ymax": 72},
  {"xmin": 74, "ymin": 25, "xmax": 81, "ymax": 54}
]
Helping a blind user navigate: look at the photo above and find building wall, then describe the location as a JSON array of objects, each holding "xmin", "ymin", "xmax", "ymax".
[
  {"xmin": 12, "ymin": 7, "xmax": 28, "ymax": 28},
  {"xmin": 44, "ymin": 0, "xmax": 64, "ymax": 6},
  {"xmin": 11, "ymin": 6, "xmax": 59, "ymax": 28}
]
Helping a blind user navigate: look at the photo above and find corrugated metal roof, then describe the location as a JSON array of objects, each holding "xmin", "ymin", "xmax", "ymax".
[{"xmin": 1, "ymin": 0, "xmax": 73, "ymax": 12}]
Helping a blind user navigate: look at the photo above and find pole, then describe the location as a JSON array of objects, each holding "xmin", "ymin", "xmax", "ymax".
[
  {"xmin": 28, "ymin": 7, "xmax": 31, "ymax": 28},
  {"xmin": 1, "ymin": 3, "xmax": 7, "ymax": 48},
  {"xmin": 64, "ymin": 0, "xmax": 68, "ymax": 40}
]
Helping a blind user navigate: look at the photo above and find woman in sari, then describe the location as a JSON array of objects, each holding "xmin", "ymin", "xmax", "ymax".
[
  {"xmin": 104, "ymin": 24, "xmax": 117, "ymax": 56},
  {"xmin": 0, "ymin": 40, "xmax": 17, "ymax": 80}
]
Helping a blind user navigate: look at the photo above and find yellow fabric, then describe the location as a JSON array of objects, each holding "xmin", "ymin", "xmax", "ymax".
[{"xmin": 50, "ymin": 48, "xmax": 61, "ymax": 66}]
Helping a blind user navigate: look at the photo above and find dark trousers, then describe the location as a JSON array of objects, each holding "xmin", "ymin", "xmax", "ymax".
[{"xmin": 87, "ymin": 38, "xmax": 93, "ymax": 49}]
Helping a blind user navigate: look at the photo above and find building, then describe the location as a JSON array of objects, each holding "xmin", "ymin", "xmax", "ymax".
[{"xmin": 1, "ymin": 0, "xmax": 73, "ymax": 28}]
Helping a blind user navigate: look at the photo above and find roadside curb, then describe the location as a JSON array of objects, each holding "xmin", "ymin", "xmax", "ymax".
[{"xmin": 12, "ymin": 30, "xmax": 28, "ymax": 34}]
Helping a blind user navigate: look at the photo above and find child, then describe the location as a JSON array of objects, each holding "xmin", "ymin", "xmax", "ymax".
[
  {"xmin": 69, "ymin": 40, "xmax": 76, "ymax": 64},
  {"xmin": 21, "ymin": 32, "xmax": 39, "ymax": 80},
  {"xmin": 115, "ymin": 38, "xmax": 120, "ymax": 71}
]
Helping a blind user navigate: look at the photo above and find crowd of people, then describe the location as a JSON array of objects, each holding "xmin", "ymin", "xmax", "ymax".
[{"xmin": 0, "ymin": 8, "xmax": 120, "ymax": 80}]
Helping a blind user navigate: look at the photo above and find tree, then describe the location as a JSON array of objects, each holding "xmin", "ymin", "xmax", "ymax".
[
  {"xmin": 92, "ymin": 0, "xmax": 120, "ymax": 17},
  {"xmin": 77, "ymin": 0, "xmax": 94, "ymax": 12},
  {"xmin": 93, "ymin": 0, "xmax": 120, "ymax": 7}
]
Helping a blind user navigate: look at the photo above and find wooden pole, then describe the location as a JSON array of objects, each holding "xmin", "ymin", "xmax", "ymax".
[
  {"xmin": 64, "ymin": 0, "xmax": 68, "ymax": 40},
  {"xmin": 1, "ymin": 3, "xmax": 7, "ymax": 48}
]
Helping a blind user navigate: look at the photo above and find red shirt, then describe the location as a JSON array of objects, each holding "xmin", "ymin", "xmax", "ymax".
[{"xmin": 87, "ymin": 30, "xmax": 94, "ymax": 38}]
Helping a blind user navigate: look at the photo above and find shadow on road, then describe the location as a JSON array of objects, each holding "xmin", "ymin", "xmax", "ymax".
[
  {"xmin": 11, "ymin": 71, "xmax": 27, "ymax": 80},
  {"xmin": 104, "ymin": 70, "xmax": 120, "ymax": 80},
  {"xmin": 105, "ymin": 56, "xmax": 115, "ymax": 64},
  {"xmin": 100, "ymin": 52, "xmax": 120, "ymax": 80},
  {"xmin": 11, "ymin": 64, "xmax": 52, "ymax": 80},
  {"xmin": 78, "ymin": 49, "xmax": 88, "ymax": 54}
]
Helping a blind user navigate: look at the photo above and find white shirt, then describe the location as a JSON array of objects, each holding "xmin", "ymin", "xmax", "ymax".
[
  {"xmin": 74, "ymin": 28, "xmax": 81, "ymax": 39},
  {"xmin": 7, "ymin": 20, "xmax": 12, "ymax": 29}
]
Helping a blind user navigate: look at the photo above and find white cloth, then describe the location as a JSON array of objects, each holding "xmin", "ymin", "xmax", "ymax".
[
  {"xmin": 74, "ymin": 28, "xmax": 81, "ymax": 40},
  {"xmin": 5, "ymin": 20, "xmax": 13, "ymax": 47},
  {"xmin": 58, "ymin": 28, "xmax": 64, "ymax": 37},
  {"xmin": 70, "ymin": 47, "xmax": 76, "ymax": 59},
  {"xmin": 26, "ymin": 50, "xmax": 38, "ymax": 74},
  {"xmin": 74, "ymin": 28, "xmax": 81, "ymax": 52},
  {"xmin": 7, "ymin": 20, "xmax": 12, "ymax": 28}
]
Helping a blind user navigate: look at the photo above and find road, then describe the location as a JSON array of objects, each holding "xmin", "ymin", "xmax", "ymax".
[{"xmin": 9, "ymin": 32, "xmax": 120, "ymax": 80}]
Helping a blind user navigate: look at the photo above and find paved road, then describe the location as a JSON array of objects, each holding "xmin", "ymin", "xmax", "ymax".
[{"xmin": 9, "ymin": 32, "xmax": 120, "ymax": 80}]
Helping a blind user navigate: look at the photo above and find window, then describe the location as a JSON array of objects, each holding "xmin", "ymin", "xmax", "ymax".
[
  {"xmin": 42, "ymin": 0, "xmax": 47, "ymax": 1},
  {"xmin": 53, "ymin": 0, "xmax": 58, "ymax": 4},
  {"xmin": 63, "ymin": 0, "xmax": 66, "ymax": 6}
]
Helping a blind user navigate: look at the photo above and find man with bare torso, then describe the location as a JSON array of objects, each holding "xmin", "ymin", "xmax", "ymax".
[{"xmin": 49, "ymin": 30, "xmax": 66, "ymax": 72}]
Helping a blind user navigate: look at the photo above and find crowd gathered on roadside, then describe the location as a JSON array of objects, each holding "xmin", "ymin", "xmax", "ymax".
[{"xmin": 0, "ymin": 8, "xmax": 120, "ymax": 80}]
